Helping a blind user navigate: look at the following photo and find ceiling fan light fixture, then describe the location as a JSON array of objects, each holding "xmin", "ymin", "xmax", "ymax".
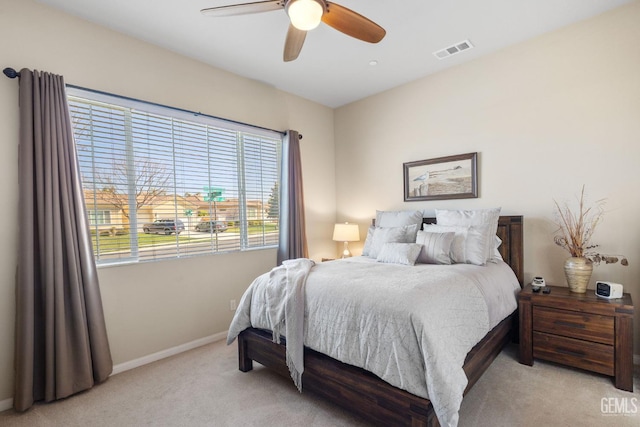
[{"xmin": 286, "ymin": 0, "xmax": 325, "ymax": 31}]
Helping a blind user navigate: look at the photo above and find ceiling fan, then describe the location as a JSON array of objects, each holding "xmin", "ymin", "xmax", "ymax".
[{"xmin": 201, "ymin": 0, "xmax": 386, "ymax": 62}]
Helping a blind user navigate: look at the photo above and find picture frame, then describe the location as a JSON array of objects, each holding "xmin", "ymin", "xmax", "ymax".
[{"xmin": 403, "ymin": 152, "xmax": 478, "ymax": 201}]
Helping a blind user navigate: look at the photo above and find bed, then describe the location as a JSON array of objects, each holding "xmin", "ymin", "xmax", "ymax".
[{"xmin": 230, "ymin": 215, "xmax": 523, "ymax": 427}]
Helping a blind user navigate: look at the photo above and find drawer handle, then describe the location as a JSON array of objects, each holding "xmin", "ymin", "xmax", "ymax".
[
  {"xmin": 554, "ymin": 320, "xmax": 585, "ymax": 329},
  {"xmin": 556, "ymin": 347, "xmax": 585, "ymax": 358}
]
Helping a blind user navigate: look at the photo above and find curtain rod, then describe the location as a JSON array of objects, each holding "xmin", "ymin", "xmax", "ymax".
[{"xmin": 3, "ymin": 67, "xmax": 301, "ymax": 140}]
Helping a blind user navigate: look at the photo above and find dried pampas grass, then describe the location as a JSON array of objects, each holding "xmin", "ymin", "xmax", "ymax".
[{"xmin": 553, "ymin": 186, "xmax": 628, "ymax": 266}]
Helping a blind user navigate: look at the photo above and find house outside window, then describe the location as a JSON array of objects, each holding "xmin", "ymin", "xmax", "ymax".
[
  {"xmin": 88, "ymin": 209, "xmax": 112, "ymax": 226},
  {"xmin": 68, "ymin": 87, "xmax": 282, "ymax": 265}
]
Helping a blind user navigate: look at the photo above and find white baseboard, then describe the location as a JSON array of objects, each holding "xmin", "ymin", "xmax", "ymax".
[
  {"xmin": 111, "ymin": 331, "xmax": 227, "ymax": 376},
  {"xmin": 0, "ymin": 397, "xmax": 13, "ymax": 412}
]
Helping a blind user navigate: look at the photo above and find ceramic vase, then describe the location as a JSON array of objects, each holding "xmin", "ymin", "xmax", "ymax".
[{"xmin": 564, "ymin": 256, "xmax": 593, "ymax": 293}]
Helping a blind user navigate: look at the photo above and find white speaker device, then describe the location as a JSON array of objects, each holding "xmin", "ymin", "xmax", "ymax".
[{"xmin": 595, "ymin": 281, "xmax": 624, "ymax": 299}]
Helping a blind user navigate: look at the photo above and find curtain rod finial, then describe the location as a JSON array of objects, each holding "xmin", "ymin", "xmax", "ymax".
[
  {"xmin": 298, "ymin": 134, "xmax": 303, "ymax": 140},
  {"xmin": 3, "ymin": 68, "xmax": 20, "ymax": 79}
]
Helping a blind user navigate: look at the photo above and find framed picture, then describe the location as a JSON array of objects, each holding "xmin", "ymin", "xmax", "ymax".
[{"xmin": 404, "ymin": 152, "xmax": 478, "ymax": 201}]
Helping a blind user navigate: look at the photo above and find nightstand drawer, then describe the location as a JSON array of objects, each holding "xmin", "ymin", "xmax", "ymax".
[
  {"xmin": 533, "ymin": 332, "xmax": 614, "ymax": 376},
  {"xmin": 533, "ymin": 306, "xmax": 614, "ymax": 345}
]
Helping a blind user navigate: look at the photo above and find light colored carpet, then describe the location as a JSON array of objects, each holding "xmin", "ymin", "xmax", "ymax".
[{"xmin": 0, "ymin": 341, "xmax": 638, "ymax": 426}]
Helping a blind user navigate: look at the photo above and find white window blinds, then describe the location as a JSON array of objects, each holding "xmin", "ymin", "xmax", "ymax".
[{"xmin": 67, "ymin": 87, "xmax": 282, "ymax": 265}]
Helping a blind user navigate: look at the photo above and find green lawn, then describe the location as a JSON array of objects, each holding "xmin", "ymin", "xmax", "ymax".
[
  {"xmin": 92, "ymin": 225, "xmax": 278, "ymax": 254},
  {"xmin": 227, "ymin": 224, "xmax": 279, "ymax": 233},
  {"xmin": 92, "ymin": 233, "xmax": 197, "ymax": 253}
]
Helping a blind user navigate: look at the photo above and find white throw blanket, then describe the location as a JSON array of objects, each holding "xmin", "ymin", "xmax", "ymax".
[{"xmin": 228, "ymin": 258, "xmax": 314, "ymax": 391}]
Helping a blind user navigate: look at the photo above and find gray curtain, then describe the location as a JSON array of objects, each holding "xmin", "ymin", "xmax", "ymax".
[
  {"xmin": 277, "ymin": 130, "xmax": 308, "ymax": 264},
  {"xmin": 14, "ymin": 69, "xmax": 113, "ymax": 411}
]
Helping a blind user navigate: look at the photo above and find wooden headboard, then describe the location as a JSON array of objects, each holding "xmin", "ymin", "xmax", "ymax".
[{"xmin": 422, "ymin": 215, "xmax": 524, "ymax": 286}]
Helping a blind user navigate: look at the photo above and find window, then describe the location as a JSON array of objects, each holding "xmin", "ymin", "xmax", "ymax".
[
  {"xmin": 68, "ymin": 87, "xmax": 282, "ymax": 265},
  {"xmin": 88, "ymin": 210, "xmax": 112, "ymax": 226}
]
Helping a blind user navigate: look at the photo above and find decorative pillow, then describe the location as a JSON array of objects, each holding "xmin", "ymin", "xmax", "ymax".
[
  {"xmin": 376, "ymin": 243, "xmax": 423, "ymax": 266},
  {"xmin": 422, "ymin": 224, "xmax": 469, "ymax": 264},
  {"xmin": 361, "ymin": 225, "xmax": 376, "ymax": 256},
  {"xmin": 415, "ymin": 230, "xmax": 455, "ymax": 264},
  {"xmin": 435, "ymin": 208, "xmax": 501, "ymax": 264},
  {"xmin": 364, "ymin": 226, "xmax": 410, "ymax": 258},
  {"xmin": 489, "ymin": 236, "xmax": 504, "ymax": 263},
  {"xmin": 375, "ymin": 210, "xmax": 423, "ymax": 242},
  {"xmin": 397, "ymin": 223, "xmax": 419, "ymax": 243}
]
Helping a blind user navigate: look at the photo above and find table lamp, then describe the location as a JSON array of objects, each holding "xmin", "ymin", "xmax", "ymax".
[{"xmin": 332, "ymin": 222, "xmax": 360, "ymax": 258}]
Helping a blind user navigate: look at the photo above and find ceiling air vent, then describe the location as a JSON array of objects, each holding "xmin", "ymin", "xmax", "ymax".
[{"xmin": 433, "ymin": 40, "xmax": 474, "ymax": 60}]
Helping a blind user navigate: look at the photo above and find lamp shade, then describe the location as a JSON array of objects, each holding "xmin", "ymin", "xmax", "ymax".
[
  {"xmin": 286, "ymin": 0, "xmax": 324, "ymax": 31},
  {"xmin": 332, "ymin": 223, "xmax": 360, "ymax": 242}
]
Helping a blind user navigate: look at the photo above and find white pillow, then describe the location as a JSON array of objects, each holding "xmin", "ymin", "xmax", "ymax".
[
  {"xmin": 362, "ymin": 224, "xmax": 419, "ymax": 257},
  {"xmin": 397, "ymin": 223, "xmax": 419, "ymax": 243},
  {"xmin": 422, "ymin": 224, "xmax": 469, "ymax": 264},
  {"xmin": 489, "ymin": 236, "xmax": 504, "ymax": 263},
  {"xmin": 415, "ymin": 230, "xmax": 455, "ymax": 264},
  {"xmin": 362, "ymin": 225, "xmax": 376, "ymax": 256},
  {"xmin": 364, "ymin": 226, "xmax": 410, "ymax": 258},
  {"xmin": 435, "ymin": 208, "xmax": 501, "ymax": 264},
  {"xmin": 375, "ymin": 210, "xmax": 423, "ymax": 227},
  {"xmin": 376, "ymin": 243, "xmax": 423, "ymax": 266},
  {"xmin": 375, "ymin": 210, "xmax": 422, "ymax": 242}
]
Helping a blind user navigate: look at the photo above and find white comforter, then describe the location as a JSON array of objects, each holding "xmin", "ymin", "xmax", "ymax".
[{"xmin": 228, "ymin": 257, "xmax": 520, "ymax": 427}]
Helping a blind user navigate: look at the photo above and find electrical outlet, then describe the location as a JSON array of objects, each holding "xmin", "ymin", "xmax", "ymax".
[{"xmin": 230, "ymin": 299, "xmax": 237, "ymax": 311}]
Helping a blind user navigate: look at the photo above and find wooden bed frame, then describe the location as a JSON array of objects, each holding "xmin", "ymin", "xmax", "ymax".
[{"xmin": 237, "ymin": 215, "xmax": 523, "ymax": 426}]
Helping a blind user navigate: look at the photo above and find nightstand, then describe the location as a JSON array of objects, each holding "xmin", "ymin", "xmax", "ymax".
[{"xmin": 518, "ymin": 284, "xmax": 634, "ymax": 391}]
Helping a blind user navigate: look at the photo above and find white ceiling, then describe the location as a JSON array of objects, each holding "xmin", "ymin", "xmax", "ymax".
[{"xmin": 37, "ymin": 0, "xmax": 633, "ymax": 108}]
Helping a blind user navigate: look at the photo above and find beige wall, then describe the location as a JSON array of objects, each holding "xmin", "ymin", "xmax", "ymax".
[
  {"xmin": 0, "ymin": 1, "xmax": 335, "ymax": 403},
  {"xmin": 335, "ymin": 3, "xmax": 640, "ymax": 352}
]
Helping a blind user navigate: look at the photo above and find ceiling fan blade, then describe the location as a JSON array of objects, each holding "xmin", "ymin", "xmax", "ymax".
[
  {"xmin": 201, "ymin": 1, "xmax": 284, "ymax": 17},
  {"xmin": 322, "ymin": 2, "xmax": 386, "ymax": 43},
  {"xmin": 283, "ymin": 24, "xmax": 307, "ymax": 62}
]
